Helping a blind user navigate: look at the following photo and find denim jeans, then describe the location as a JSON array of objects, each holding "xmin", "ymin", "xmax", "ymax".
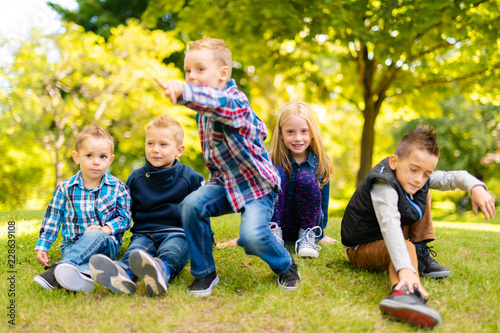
[
  {"xmin": 59, "ymin": 229, "xmax": 120, "ymax": 276},
  {"xmin": 179, "ymin": 183, "xmax": 293, "ymax": 278},
  {"xmin": 119, "ymin": 232, "xmax": 189, "ymax": 281}
]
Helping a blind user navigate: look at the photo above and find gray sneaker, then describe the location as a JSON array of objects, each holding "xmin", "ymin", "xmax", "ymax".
[
  {"xmin": 269, "ymin": 222, "xmax": 284, "ymax": 246},
  {"xmin": 54, "ymin": 263, "xmax": 95, "ymax": 293},
  {"xmin": 129, "ymin": 250, "xmax": 170, "ymax": 296},
  {"xmin": 89, "ymin": 254, "xmax": 136, "ymax": 296},
  {"xmin": 296, "ymin": 226, "xmax": 322, "ymax": 258}
]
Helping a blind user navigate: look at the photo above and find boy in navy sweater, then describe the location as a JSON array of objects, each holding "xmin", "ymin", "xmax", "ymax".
[{"xmin": 89, "ymin": 114, "xmax": 204, "ymax": 296}]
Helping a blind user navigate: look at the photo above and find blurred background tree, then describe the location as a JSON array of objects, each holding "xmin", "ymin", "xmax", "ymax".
[{"xmin": 1, "ymin": 0, "xmax": 499, "ymax": 211}]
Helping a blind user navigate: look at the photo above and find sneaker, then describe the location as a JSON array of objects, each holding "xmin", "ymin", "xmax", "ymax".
[
  {"xmin": 269, "ymin": 222, "xmax": 284, "ymax": 246},
  {"xmin": 415, "ymin": 243, "xmax": 451, "ymax": 278},
  {"xmin": 379, "ymin": 285, "xmax": 442, "ymax": 328},
  {"xmin": 277, "ymin": 259, "xmax": 301, "ymax": 290},
  {"xmin": 54, "ymin": 263, "xmax": 95, "ymax": 293},
  {"xmin": 129, "ymin": 250, "xmax": 169, "ymax": 296},
  {"xmin": 295, "ymin": 226, "xmax": 322, "ymax": 258},
  {"xmin": 188, "ymin": 271, "xmax": 219, "ymax": 297},
  {"xmin": 89, "ymin": 254, "xmax": 136, "ymax": 296},
  {"xmin": 33, "ymin": 265, "xmax": 58, "ymax": 290}
]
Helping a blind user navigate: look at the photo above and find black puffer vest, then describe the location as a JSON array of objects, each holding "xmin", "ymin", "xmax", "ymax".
[{"xmin": 341, "ymin": 157, "xmax": 429, "ymax": 247}]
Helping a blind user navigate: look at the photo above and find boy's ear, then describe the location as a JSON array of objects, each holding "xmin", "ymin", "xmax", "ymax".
[
  {"xmin": 109, "ymin": 154, "xmax": 115, "ymax": 164},
  {"xmin": 219, "ymin": 66, "xmax": 230, "ymax": 83},
  {"xmin": 176, "ymin": 145, "xmax": 185, "ymax": 158},
  {"xmin": 72, "ymin": 151, "xmax": 80, "ymax": 164},
  {"xmin": 388, "ymin": 154, "xmax": 398, "ymax": 170}
]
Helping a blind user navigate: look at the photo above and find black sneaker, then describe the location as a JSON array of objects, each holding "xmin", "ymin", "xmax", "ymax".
[
  {"xmin": 277, "ymin": 260, "xmax": 301, "ymax": 290},
  {"xmin": 379, "ymin": 285, "xmax": 442, "ymax": 328},
  {"xmin": 33, "ymin": 265, "xmax": 59, "ymax": 290},
  {"xmin": 415, "ymin": 243, "xmax": 451, "ymax": 278},
  {"xmin": 188, "ymin": 271, "xmax": 219, "ymax": 297}
]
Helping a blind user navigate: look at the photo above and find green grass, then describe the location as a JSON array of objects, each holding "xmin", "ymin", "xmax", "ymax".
[{"xmin": 1, "ymin": 210, "xmax": 499, "ymax": 332}]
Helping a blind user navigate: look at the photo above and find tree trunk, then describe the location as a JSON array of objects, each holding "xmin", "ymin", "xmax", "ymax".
[{"xmin": 356, "ymin": 102, "xmax": 377, "ymax": 186}]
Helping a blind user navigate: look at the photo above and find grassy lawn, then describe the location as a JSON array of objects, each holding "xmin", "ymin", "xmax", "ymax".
[{"xmin": 1, "ymin": 210, "xmax": 499, "ymax": 332}]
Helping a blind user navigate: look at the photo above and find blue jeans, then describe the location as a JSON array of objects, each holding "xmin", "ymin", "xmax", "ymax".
[
  {"xmin": 59, "ymin": 229, "xmax": 120, "ymax": 276},
  {"xmin": 179, "ymin": 183, "xmax": 293, "ymax": 278},
  {"xmin": 120, "ymin": 232, "xmax": 189, "ymax": 281}
]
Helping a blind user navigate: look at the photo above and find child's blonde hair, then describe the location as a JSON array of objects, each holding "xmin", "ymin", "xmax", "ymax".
[
  {"xmin": 75, "ymin": 123, "xmax": 114, "ymax": 152},
  {"xmin": 270, "ymin": 101, "xmax": 334, "ymax": 188},
  {"xmin": 187, "ymin": 38, "xmax": 232, "ymax": 80},
  {"xmin": 146, "ymin": 113, "xmax": 184, "ymax": 146}
]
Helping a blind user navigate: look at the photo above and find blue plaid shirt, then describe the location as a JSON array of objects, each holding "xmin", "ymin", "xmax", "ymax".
[{"xmin": 35, "ymin": 171, "xmax": 132, "ymax": 253}]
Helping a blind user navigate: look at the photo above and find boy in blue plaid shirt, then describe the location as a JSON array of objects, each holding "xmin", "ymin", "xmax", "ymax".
[
  {"xmin": 156, "ymin": 38, "xmax": 299, "ymax": 297},
  {"xmin": 34, "ymin": 123, "xmax": 132, "ymax": 293}
]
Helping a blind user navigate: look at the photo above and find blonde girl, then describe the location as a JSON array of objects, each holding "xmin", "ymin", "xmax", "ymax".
[{"xmin": 269, "ymin": 101, "xmax": 335, "ymax": 257}]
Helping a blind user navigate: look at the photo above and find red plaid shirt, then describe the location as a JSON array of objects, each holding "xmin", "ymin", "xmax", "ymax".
[{"xmin": 179, "ymin": 79, "xmax": 280, "ymax": 211}]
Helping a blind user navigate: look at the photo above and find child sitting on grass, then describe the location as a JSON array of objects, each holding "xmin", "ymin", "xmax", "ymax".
[
  {"xmin": 34, "ymin": 123, "xmax": 132, "ymax": 293},
  {"xmin": 341, "ymin": 125, "xmax": 495, "ymax": 328},
  {"xmin": 156, "ymin": 38, "xmax": 299, "ymax": 297},
  {"xmin": 89, "ymin": 114, "xmax": 205, "ymax": 296}
]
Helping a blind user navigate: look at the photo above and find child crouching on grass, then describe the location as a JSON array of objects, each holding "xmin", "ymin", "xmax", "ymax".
[
  {"xmin": 34, "ymin": 123, "xmax": 132, "ymax": 293},
  {"xmin": 89, "ymin": 114, "xmax": 204, "ymax": 296},
  {"xmin": 341, "ymin": 125, "xmax": 495, "ymax": 328},
  {"xmin": 156, "ymin": 38, "xmax": 298, "ymax": 297}
]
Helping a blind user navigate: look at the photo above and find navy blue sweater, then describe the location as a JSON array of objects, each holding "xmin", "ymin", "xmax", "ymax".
[{"xmin": 125, "ymin": 158, "xmax": 204, "ymax": 234}]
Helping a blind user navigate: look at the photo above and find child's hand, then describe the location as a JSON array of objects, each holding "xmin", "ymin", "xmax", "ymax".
[
  {"xmin": 471, "ymin": 185, "xmax": 496, "ymax": 221},
  {"xmin": 155, "ymin": 78, "xmax": 184, "ymax": 104},
  {"xmin": 85, "ymin": 225, "xmax": 102, "ymax": 233},
  {"xmin": 395, "ymin": 268, "xmax": 428, "ymax": 297},
  {"xmin": 36, "ymin": 250, "xmax": 50, "ymax": 266}
]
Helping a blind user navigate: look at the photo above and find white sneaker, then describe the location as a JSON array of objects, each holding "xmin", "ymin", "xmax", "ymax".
[
  {"xmin": 54, "ymin": 263, "xmax": 95, "ymax": 293},
  {"xmin": 296, "ymin": 226, "xmax": 322, "ymax": 258},
  {"xmin": 269, "ymin": 222, "xmax": 284, "ymax": 246}
]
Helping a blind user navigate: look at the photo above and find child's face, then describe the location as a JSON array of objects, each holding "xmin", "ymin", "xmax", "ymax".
[
  {"xmin": 184, "ymin": 49, "xmax": 228, "ymax": 90},
  {"xmin": 389, "ymin": 149, "xmax": 438, "ymax": 195},
  {"xmin": 280, "ymin": 115, "xmax": 312, "ymax": 164},
  {"xmin": 72, "ymin": 137, "xmax": 115, "ymax": 188},
  {"xmin": 145, "ymin": 127, "xmax": 184, "ymax": 169}
]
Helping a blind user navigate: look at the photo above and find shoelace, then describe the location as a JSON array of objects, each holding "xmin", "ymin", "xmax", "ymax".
[
  {"xmin": 421, "ymin": 244, "xmax": 439, "ymax": 264},
  {"xmin": 269, "ymin": 222, "xmax": 284, "ymax": 245},
  {"xmin": 295, "ymin": 226, "xmax": 322, "ymax": 255}
]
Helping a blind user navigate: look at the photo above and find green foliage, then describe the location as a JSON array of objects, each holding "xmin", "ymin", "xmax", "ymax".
[
  {"xmin": 391, "ymin": 95, "xmax": 500, "ymax": 206},
  {"xmin": 0, "ymin": 22, "xmax": 206, "ymax": 209},
  {"xmin": 141, "ymin": 0, "xmax": 500, "ymax": 183},
  {"xmin": 1, "ymin": 211, "xmax": 499, "ymax": 331}
]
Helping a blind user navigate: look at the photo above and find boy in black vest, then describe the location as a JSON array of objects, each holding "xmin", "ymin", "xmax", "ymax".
[
  {"xmin": 341, "ymin": 125, "xmax": 495, "ymax": 328},
  {"xmin": 89, "ymin": 114, "xmax": 205, "ymax": 296}
]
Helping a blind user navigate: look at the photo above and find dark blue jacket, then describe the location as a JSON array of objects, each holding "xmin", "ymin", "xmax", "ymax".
[{"xmin": 126, "ymin": 158, "xmax": 204, "ymax": 234}]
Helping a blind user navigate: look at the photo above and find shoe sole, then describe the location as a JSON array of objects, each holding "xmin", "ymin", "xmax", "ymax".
[
  {"xmin": 421, "ymin": 270, "xmax": 451, "ymax": 278},
  {"xmin": 33, "ymin": 275, "xmax": 54, "ymax": 291},
  {"xmin": 129, "ymin": 250, "xmax": 168, "ymax": 296},
  {"xmin": 298, "ymin": 248, "xmax": 319, "ymax": 258},
  {"xmin": 54, "ymin": 263, "xmax": 95, "ymax": 293},
  {"xmin": 89, "ymin": 254, "xmax": 136, "ymax": 296},
  {"xmin": 379, "ymin": 299, "xmax": 442, "ymax": 327},
  {"xmin": 188, "ymin": 276, "xmax": 220, "ymax": 297}
]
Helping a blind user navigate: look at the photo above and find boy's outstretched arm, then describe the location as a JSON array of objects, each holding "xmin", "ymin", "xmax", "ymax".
[
  {"xmin": 155, "ymin": 78, "xmax": 184, "ymax": 104},
  {"xmin": 470, "ymin": 185, "xmax": 496, "ymax": 220}
]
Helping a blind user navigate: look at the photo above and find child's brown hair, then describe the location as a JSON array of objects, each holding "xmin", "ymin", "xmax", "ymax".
[{"xmin": 395, "ymin": 125, "xmax": 440, "ymax": 159}]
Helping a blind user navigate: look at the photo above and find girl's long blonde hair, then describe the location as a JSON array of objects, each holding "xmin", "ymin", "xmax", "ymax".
[{"xmin": 270, "ymin": 101, "xmax": 334, "ymax": 188}]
